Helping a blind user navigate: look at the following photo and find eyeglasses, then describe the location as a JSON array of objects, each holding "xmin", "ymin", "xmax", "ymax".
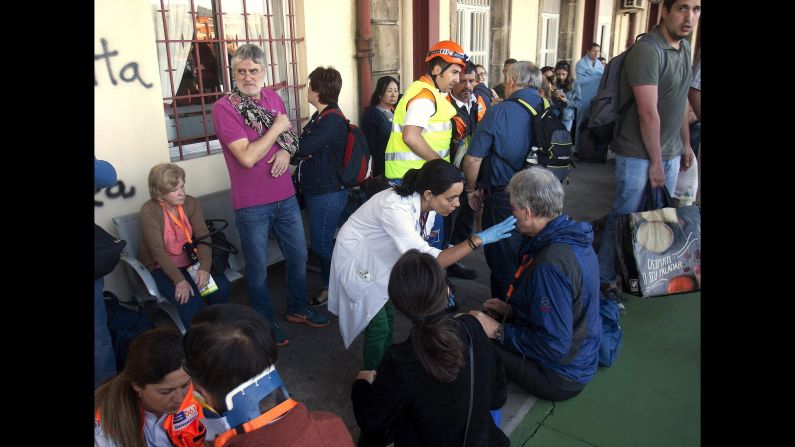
[{"xmin": 235, "ymin": 67, "xmax": 263, "ymax": 78}]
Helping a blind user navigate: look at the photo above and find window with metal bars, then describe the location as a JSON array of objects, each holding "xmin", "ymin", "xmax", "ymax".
[
  {"xmin": 455, "ymin": 0, "xmax": 490, "ymax": 68},
  {"xmin": 152, "ymin": 0, "xmax": 304, "ymax": 161}
]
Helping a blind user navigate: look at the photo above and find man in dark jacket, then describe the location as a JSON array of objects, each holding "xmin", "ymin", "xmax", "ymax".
[
  {"xmin": 462, "ymin": 60, "xmax": 545, "ymax": 300},
  {"xmin": 470, "ymin": 167, "xmax": 601, "ymax": 400}
]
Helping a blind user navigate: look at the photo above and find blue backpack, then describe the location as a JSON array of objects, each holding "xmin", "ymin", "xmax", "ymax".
[{"xmin": 598, "ymin": 298, "xmax": 623, "ymax": 367}]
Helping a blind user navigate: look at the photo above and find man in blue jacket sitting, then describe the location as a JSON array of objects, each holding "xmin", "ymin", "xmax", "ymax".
[{"xmin": 470, "ymin": 167, "xmax": 601, "ymax": 400}]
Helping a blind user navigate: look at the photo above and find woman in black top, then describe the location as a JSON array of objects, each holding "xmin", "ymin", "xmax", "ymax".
[
  {"xmin": 294, "ymin": 66, "xmax": 348, "ymax": 306},
  {"xmin": 359, "ymin": 76, "xmax": 399, "ymax": 177},
  {"xmin": 351, "ymin": 250, "xmax": 509, "ymax": 447}
]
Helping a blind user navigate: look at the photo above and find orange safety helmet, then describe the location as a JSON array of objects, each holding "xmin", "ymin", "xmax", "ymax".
[{"xmin": 425, "ymin": 40, "xmax": 469, "ymax": 69}]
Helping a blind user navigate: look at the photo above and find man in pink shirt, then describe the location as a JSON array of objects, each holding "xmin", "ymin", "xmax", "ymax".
[{"xmin": 212, "ymin": 44, "xmax": 329, "ymax": 346}]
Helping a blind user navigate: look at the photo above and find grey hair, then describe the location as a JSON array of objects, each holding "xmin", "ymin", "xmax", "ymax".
[
  {"xmin": 231, "ymin": 44, "xmax": 266, "ymax": 71},
  {"xmin": 507, "ymin": 61, "xmax": 543, "ymax": 90},
  {"xmin": 507, "ymin": 168, "xmax": 564, "ymax": 219}
]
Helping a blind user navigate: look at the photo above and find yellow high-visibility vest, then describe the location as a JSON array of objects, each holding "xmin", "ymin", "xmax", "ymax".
[{"xmin": 384, "ymin": 77, "xmax": 457, "ymax": 179}]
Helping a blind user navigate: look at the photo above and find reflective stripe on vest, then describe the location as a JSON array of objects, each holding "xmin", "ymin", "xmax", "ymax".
[
  {"xmin": 391, "ymin": 121, "xmax": 453, "ymax": 134},
  {"xmin": 384, "ymin": 148, "xmax": 451, "ymax": 161},
  {"xmin": 476, "ymin": 95, "xmax": 487, "ymax": 121},
  {"xmin": 384, "ymin": 78, "xmax": 457, "ymax": 179}
]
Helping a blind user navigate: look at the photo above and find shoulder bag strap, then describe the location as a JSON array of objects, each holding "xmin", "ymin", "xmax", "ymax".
[
  {"xmin": 459, "ymin": 319, "xmax": 475, "ymax": 446},
  {"xmin": 318, "ymin": 108, "xmax": 349, "ymax": 185}
]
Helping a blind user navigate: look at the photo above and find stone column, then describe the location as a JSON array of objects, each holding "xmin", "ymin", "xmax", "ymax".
[
  {"xmin": 371, "ymin": 0, "xmax": 401, "ymax": 89},
  {"xmin": 558, "ymin": 0, "xmax": 579, "ymax": 65}
]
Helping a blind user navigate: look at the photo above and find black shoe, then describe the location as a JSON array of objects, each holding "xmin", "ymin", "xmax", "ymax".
[{"xmin": 447, "ymin": 262, "xmax": 478, "ymax": 280}]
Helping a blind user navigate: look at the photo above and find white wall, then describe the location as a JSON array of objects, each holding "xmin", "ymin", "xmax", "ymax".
[
  {"xmin": 300, "ymin": 0, "xmax": 359, "ymax": 123},
  {"xmin": 439, "ymin": 0, "xmax": 451, "ymax": 41},
  {"xmin": 597, "ymin": 0, "xmax": 615, "ymax": 60},
  {"xmin": 510, "ymin": 0, "xmax": 539, "ymax": 63}
]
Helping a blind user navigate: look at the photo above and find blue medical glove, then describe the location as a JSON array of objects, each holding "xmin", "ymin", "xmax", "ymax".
[{"xmin": 475, "ymin": 215, "xmax": 517, "ymax": 245}]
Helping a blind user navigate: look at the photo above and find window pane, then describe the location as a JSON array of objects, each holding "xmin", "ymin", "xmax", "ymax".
[
  {"xmin": 221, "ymin": 0, "xmax": 246, "ymax": 43},
  {"xmin": 154, "ymin": 0, "xmax": 301, "ymax": 161},
  {"xmin": 195, "ymin": 0, "xmax": 217, "ymax": 40}
]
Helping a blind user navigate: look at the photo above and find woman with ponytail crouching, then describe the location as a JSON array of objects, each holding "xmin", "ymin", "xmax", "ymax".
[
  {"xmin": 329, "ymin": 159, "xmax": 516, "ymax": 373},
  {"xmin": 351, "ymin": 250, "xmax": 509, "ymax": 447}
]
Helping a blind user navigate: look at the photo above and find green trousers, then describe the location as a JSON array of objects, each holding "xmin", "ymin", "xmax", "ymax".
[{"xmin": 362, "ymin": 301, "xmax": 395, "ymax": 370}]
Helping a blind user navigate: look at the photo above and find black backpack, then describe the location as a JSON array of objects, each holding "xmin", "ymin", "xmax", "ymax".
[
  {"xmin": 508, "ymin": 97, "xmax": 574, "ymax": 183},
  {"xmin": 337, "ymin": 175, "xmax": 392, "ymax": 227},
  {"xmin": 95, "ymin": 224, "xmax": 126, "ymax": 279},
  {"xmin": 586, "ymin": 33, "xmax": 666, "ymax": 145}
]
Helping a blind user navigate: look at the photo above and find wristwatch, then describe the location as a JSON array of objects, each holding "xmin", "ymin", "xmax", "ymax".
[{"xmin": 494, "ymin": 324, "xmax": 505, "ymax": 344}]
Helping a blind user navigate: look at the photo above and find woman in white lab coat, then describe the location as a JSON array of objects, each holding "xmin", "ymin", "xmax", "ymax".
[{"xmin": 328, "ymin": 159, "xmax": 516, "ymax": 371}]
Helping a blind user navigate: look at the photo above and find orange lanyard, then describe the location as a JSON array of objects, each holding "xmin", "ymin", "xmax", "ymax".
[
  {"xmin": 505, "ymin": 255, "xmax": 533, "ymax": 303},
  {"xmin": 160, "ymin": 202, "xmax": 194, "ymax": 245},
  {"xmin": 212, "ymin": 399, "xmax": 299, "ymax": 447}
]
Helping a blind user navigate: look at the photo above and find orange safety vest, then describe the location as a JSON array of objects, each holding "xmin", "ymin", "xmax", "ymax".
[
  {"xmin": 95, "ymin": 384, "xmax": 206, "ymax": 447},
  {"xmin": 448, "ymin": 94, "xmax": 487, "ymax": 143},
  {"xmin": 211, "ymin": 398, "xmax": 299, "ymax": 447}
]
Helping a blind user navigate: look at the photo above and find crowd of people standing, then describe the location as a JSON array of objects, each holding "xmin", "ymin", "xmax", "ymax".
[{"xmin": 95, "ymin": 1, "xmax": 700, "ymax": 444}]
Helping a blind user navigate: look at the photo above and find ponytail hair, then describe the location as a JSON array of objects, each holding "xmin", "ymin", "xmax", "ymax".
[
  {"xmin": 393, "ymin": 159, "xmax": 464, "ymax": 197},
  {"xmin": 388, "ymin": 250, "xmax": 465, "ymax": 382}
]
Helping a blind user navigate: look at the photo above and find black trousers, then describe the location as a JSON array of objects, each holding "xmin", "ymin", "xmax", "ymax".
[{"xmin": 495, "ymin": 343, "xmax": 585, "ymax": 401}]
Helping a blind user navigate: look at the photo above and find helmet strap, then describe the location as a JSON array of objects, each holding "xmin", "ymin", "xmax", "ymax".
[{"xmin": 432, "ymin": 62, "xmax": 452, "ymax": 91}]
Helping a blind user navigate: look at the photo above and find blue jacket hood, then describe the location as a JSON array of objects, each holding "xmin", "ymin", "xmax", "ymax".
[
  {"xmin": 509, "ymin": 87, "xmax": 543, "ymax": 106},
  {"xmin": 524, "ymin": 214, "xmax": 594, "ymax": 255}
]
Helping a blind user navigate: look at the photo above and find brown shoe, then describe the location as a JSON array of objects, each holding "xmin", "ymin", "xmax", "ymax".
[{"xmin": 286, "ymin": 307, "xmax": 330, "ymax": 328}]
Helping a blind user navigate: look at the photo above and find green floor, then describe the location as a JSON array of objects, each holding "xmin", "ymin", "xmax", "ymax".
[{"xmin": 509, "ymin": 293, "xmax": 701, "ymax": 447}]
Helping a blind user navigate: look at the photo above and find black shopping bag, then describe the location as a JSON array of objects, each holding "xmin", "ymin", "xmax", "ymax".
[{"xmin": 615, "ymin": 184, "xmax": 701, "ymax": 297}]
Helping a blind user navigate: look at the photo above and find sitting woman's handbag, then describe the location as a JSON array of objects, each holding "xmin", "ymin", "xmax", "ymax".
[{"xmin": 189, "ymin": 219, "xmax": 239, "ymax": 276}]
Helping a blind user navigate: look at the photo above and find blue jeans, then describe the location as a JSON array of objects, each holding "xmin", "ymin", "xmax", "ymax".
[
  {"xmin": 305, "ymin": 189, "xmax": 348, "ymax": 287},
  {"xmin": 152, "ymin": 267, "xmax": 231, "ymax": 330},
  {"xmin": 483, "ymin": 191, "xmax": 524, "ymax": 299},
  {"xmin": 235, "ymin": 196, "xmax": 308, "ymax": 323},
  {"xmin": 597, "ymin": 154, "xmax": 681, "ymax": 286},
  {"xmin": 94, "ymin": 278, "xmax": 116, "ymax": 389}
]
